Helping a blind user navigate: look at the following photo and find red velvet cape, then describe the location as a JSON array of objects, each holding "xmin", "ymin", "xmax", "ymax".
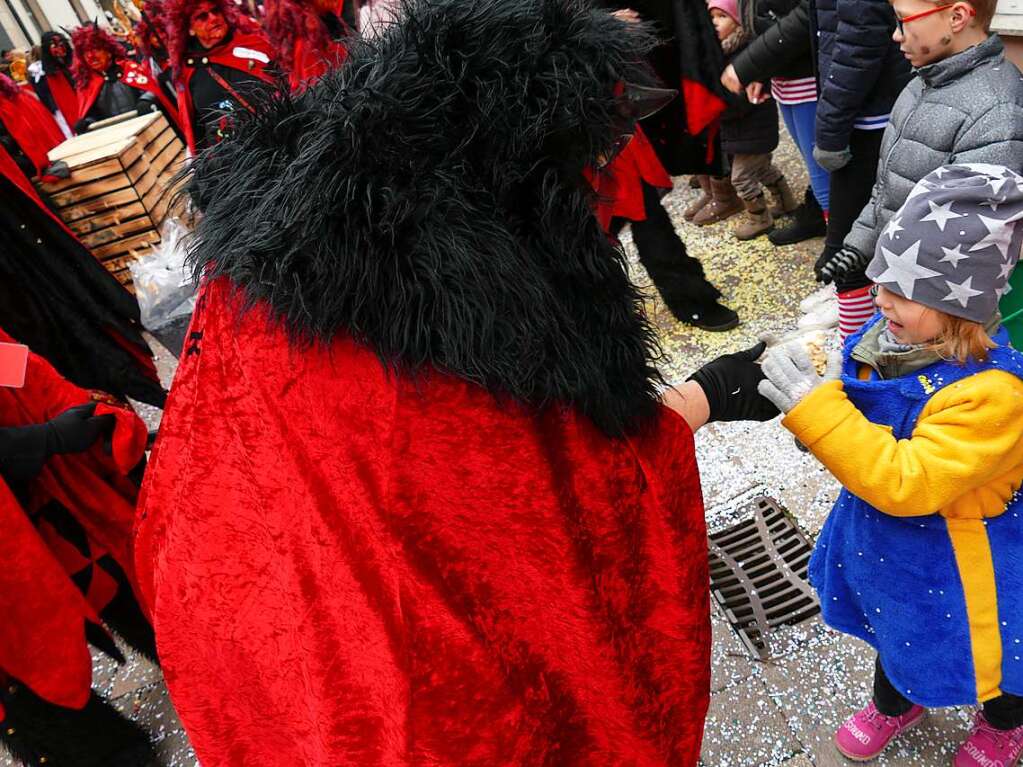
[
  {"xmin": 136, "ymin": 276, "xmax": 711, "ymax": 766},
  {"xmin": 46, "ymin": 68, "xmax": 80, "ymax": 129},
  {"xmin": 585, "ymin": 125, "xmax": 673, "ymax": 231},
  {"xmin": 77, "ymin": 59, "xmax": 181, "ymax": 133},
  {"xmin": 0, "ymin": 87, "xmax": 64, "ymax": 175},
  {"xmin": 0, "ymin": 329, "xmax": 148, "ymax": 714},
  {"xmin": 173, "ymin": 32, "xmax": 276, "ymax": 152},
  {"xmin": 288, "ymin": 0, "xmax": 349, "ymax": 90}
]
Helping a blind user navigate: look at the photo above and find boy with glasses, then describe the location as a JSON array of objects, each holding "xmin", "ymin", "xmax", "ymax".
[{"xmin": 816, "ymin": 0, "xmax": 1023, "ymax": 323}]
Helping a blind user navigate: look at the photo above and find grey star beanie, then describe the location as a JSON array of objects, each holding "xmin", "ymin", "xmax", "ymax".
[{"xmin": 865, "ymin": 164, "xmax": 1023, "ymax": 323}]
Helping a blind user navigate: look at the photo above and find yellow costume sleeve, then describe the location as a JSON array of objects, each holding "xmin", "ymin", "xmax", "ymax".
[{"xmin": 782, "ymin": 371, "xmax": 1023, "ymax": 517}]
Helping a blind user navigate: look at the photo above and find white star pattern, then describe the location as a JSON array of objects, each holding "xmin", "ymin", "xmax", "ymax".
[
  {"xmin": 982, "ymin": 196, "xmax": 1006, "ymax": 211},
  {"xmin": 883, "ymin": 215, "xmax": 904, "ymax": 240},
  {"xmin": 940, "ymin": 244, "xmax": 970, "ymax": 268},
  {"xmin": 905, "ymin": 181, "xmax": 934, "ymax": 202},
  {"xmin": 872, "ymin": 241, "xmax": 941, "ymax": 300},
  {"xmin": 943, "ymin": 276, "xmax": 984, "ymax": 308},
  {"xmin": 999, "ymin": 259, "xmax": 1016, "ymax": 282},
  {"xmin": 971, "ymin": 211, "xmax": 1023, "ymax": 259},
  {"xmin": 921, "ymin": 200, "xmax": 966, "ymax": 231}
]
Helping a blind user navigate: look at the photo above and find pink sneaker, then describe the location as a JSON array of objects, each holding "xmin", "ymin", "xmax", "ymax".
[
  {"xmin": 953, "ymin": 711, "xmax": 1023, "ymax": 767},
  {"xmin": 834, "ymin": 701, "xmax": 926, "ymax": 761}
]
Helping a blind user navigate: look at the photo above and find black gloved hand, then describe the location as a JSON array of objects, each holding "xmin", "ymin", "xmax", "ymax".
[
  {"xmin": 43, "ymin": 403, "xmax": 115, "ymax": 456},
  {"xmin": 688, "ymin": 342, "xmax": 780, "ymax": 423},
  {"xmin": 815, "ymin": 245, "xmax": 868, "ymax": 284},
  {"xmin": 0, "ymin": 424, "xmax": 49, "ymax": 483},
  {"xmin": 42, "ymin": 160, "xmax": 70, "ymax": 179},
  {"xmin": 73, "ymin": 117, "xmax": 96, "ymax": 133}
]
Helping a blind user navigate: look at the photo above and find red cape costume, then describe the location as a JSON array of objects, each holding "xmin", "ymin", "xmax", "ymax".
[
  {"xmin": 45, "ymin": 69, "xmax": 80, "ymax": 128},
  {"xmin": 174, "ymin": 32, "xmax": 276, "ymax": 153},
  {"xmin": 0, "ymin": 86, "xmax": 64, "ymax": 176},
  {"xmin": 139, "ymin": 2, "xmax": 713, "ymax": 763},
  {"xmin": 585, "ymin": 126, "xmax": 673, "ymax": 231},
  {"xmin": 137, "ymin": 278, "xmax": 710, "ymax": 766},
  {"xmin": 287, "ymin": 0, "xmax": 350, "ymax": 90},
  {"xmin": 77, "ymin": 58, "xmax": 181, "ymax": 132},
  {"xmin": 289, "ymin": 28, "xmax": 347, "ymax": 89},
  {"xmin": 0, "ymin": 328, "xmax": 148, "ymax": 715},
  {"xmin": 597, "ymin": 0, "xmax": 727, "ymax": 173}
]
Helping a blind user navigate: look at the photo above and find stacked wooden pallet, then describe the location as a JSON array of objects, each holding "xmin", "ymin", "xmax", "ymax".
[{"xmin": 38, "ymin": 112, "xmax": 186, "ymax": 290}]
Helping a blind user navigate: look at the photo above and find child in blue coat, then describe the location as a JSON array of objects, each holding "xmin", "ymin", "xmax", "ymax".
[{"xmin": 760, "ymin": 164, "xmax": 1023, "ymax": 766}]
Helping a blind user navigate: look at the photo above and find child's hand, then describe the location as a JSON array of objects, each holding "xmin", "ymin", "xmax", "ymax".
[
  {"xmin": 757, "ymin": 342, "xmax": 842, "ymax": 413},
  {"xmin": 721, "ymin": 64, "xmax": 743, "ymax": 94},
  {"xmin": 612, "ymin": 8, "xmax": 641, "ymax": 23}
]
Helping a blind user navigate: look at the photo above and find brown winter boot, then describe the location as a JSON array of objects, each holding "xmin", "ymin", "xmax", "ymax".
[
  {"xmin": 735, "ymin": 195, "xmax": 773, "ymax": 240},
  {"xmin": 684, "ymin": 175, "xmax": 712, "ymax": 221},
  {"xmin": 692, "ymin": 176, "xmax": 743, "ymax": 226},
  {"xmin": 765, "ymin": 175, "xmax": 799, "ymax": 217}
]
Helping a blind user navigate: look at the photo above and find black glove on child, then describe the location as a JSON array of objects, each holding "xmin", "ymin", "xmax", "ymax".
[
  {"xmin": 688, "ymin": 342, "xmax": 780, "ymax": 423},
  {"xmin": 815, "ymin": 245, "xmax": 869, "ymax": 285}
]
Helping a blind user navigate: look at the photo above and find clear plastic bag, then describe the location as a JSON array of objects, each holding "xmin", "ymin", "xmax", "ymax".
[{"xmin": 129, "ymin": 216, "xmax": 196, "ymax": 332}]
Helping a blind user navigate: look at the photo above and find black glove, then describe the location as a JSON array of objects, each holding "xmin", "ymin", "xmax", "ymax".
[
  {"xmin": 42, "ymin": 160, "xmax": 70, "ymax": 179},
  {"xmin": 815, "ymin": 245, "xmax": 868, "ymax": 284},
  {"xmin": 73, "ymin": 117, "xmax": 96, "ymax": 133},
  {"xmin": 0, "ymin": 424, "xmax": 49, "ymax": 483},
  {"xmin": 688, "ymin": 342, "xmax": 780, "ymax": 423},
  {"xmin": 43, "ymin": 403, "xmax": 115, "ymax": 456}
]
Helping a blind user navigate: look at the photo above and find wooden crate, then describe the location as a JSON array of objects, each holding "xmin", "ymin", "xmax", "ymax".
[{"xmin": 38, "ymin": 113, "xmax": 187, "ymax": 288}]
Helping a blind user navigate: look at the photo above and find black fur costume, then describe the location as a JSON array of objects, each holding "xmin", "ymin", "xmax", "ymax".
[{"xmin": 186, "ymin": 0, "xmax": 670, "ymax": 437}]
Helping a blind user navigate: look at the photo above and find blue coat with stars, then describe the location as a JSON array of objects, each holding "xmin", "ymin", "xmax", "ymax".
[{"xmin": 809, "ymin": 318, "xmax": 1023, "ymax": 707}]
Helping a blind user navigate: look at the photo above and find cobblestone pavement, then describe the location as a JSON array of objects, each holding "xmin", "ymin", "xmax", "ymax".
[{"xmin": 3, "ymin": 133, "xmax": 974, "ymax": 766}]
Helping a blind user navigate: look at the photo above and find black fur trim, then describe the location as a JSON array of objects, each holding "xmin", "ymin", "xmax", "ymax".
[
  {"xmin": 185, "ymin": 0, "xmax": 667, "ymax": 437},
  {"xmin": 0, "ymin": 683, "xmax": 157, "ymax": 767}
]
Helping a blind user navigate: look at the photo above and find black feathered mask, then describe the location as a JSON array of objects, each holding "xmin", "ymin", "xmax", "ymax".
[{"xmin": 186, "ymin": 0, "xmax": 671, "ymax": 437}]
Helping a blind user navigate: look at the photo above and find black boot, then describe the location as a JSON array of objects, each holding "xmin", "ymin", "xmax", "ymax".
[
  {"xmin": 0, "ymin": 682, "xmax": 158, "ymax": 767},
  {"xmin": 685, "ymin": 300, "xmax": 740, "ymax": 332},
  {"xmin": 768, "ymin": 186, "xmax": 826, "ymax": 246},
  {"xmin": 628, "ymin": 183, "xmax": 740, "ymax": 332}
]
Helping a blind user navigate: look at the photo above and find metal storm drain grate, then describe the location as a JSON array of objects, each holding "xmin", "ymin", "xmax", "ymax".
[{"xmin": 708, "ymin": 495, "xmax": 820, "ymax": 660}]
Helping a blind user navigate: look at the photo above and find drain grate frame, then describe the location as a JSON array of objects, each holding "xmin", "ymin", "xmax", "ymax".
[{"xmin": 708, "ymin": 495, "xmax": 820, "ymax": 660}]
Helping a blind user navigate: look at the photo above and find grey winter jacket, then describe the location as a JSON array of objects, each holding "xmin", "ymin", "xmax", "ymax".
[{"xmin": 845, "ymin": 35, "xmax": 1023, "ymax": 259}]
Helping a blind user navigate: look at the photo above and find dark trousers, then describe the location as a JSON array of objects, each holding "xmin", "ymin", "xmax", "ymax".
[
  {"xmin": 823, "ymin": 129, "xmax": 885, "ymax": 292},
  {"xmin": 874, "ymin": 656, "xmax": 1023, "ymax": 730},
  {"xmin": 612, "ymin": 182, "xmax": 721, "ymax": 316}
]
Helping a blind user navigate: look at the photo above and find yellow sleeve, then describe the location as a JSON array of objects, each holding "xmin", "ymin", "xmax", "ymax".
[{"xmin": 782, "ymin": 371, "xmax": 1023, "ymax": 517}]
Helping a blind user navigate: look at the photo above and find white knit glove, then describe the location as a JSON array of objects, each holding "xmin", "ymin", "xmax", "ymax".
[{"xmin": 756, "ymin": 342, "xmax": 843, "ymax": 413}]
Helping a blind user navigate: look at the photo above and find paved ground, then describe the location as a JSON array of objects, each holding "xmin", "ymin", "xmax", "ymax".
[{"xmin": 3, "ymin": 132, "xmax": 980, "ymax": 766}]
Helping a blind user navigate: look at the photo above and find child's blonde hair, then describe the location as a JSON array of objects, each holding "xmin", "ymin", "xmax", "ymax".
[{"xmin": 927, "ymin": 312, "xmax": 997, "ymax": 363}]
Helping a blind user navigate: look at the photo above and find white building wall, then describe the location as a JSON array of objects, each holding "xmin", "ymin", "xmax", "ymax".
[{"xmin": 1, "ymin": 0, "xmax": 105, "ymax": 47}]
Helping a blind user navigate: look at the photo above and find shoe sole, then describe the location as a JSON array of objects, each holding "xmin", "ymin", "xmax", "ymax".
[
  {"xmin": 835, "ymin": 711, "xmax": 926, "ymax": 763},
  {"xmin": 950, "ymin": 749, "xmax": 1023, "ymax": 767},
  {"xmin": 768, "ymin": 227, "xmax": 828, "ymax": 246},
  {"xmin": 736, "ymin": 227, "xmax": 773, "ymax": 241},
  {"xmin": 690, "ymin": 317, "xmax": 741, "ymax": 332}
]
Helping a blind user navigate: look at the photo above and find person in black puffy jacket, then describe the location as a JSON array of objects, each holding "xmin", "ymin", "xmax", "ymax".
[
  {"xmin": 720, "ymin": 0, "xmax": 829, "ymax": 246},
  {"xmin": 710, "ymin": 0, "xmax": 800, "ymax": 240},
  {"xmin": 811, "ymin": 0, "xmax": 911, "ymax": 336}
]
